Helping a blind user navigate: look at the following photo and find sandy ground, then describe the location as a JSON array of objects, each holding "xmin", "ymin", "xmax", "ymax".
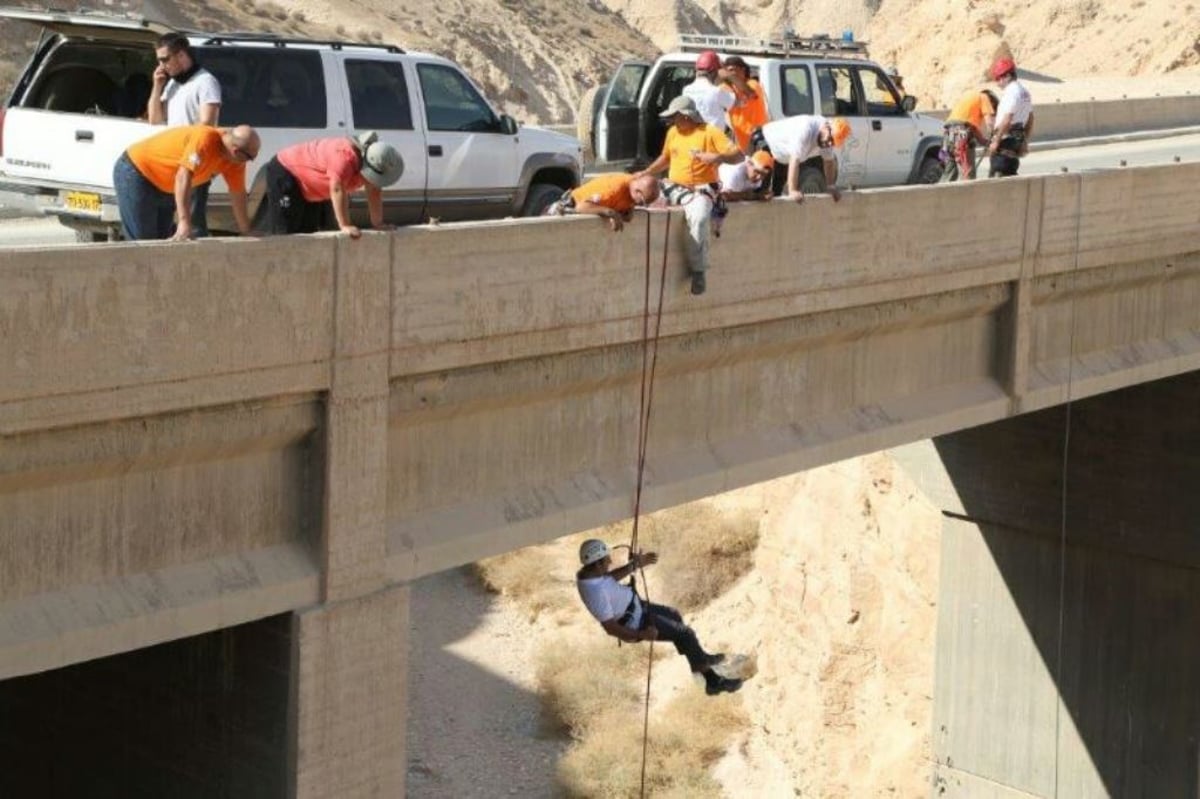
[{"xmin": 407, "ymin": 567, "xmax": 567, "ymax": 798}]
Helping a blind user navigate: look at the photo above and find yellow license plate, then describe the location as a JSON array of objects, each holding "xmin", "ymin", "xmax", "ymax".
[{"xmin": 63, "ymin": 191, "xmax": 101, "ymax": 213}]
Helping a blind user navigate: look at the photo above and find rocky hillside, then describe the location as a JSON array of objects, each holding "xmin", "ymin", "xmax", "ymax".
[{"xmin": 2, "ymin": 0, "xmax": 1197, "ymax": 122}]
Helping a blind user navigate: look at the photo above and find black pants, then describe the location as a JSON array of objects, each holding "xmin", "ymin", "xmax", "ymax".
[
  {"xmin": 988, "ymin": 125, "xmax": 1027, "ymax": 178},
  {"xmin": 634, "ymin": 601, "xmax": 711, "ymax": 672},
  {"xmin": 255, "ymin": 156, "xmax": 337, "ymax": 235}
]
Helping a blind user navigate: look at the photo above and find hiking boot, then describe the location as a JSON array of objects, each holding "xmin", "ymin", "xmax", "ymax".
[
  {"xmin": 690, "ymin": 271, "xmax": 706, "ymax": 295},
  {"xmin": 705, "ymin": 676, "xmax": 743, "ymax": 696}
]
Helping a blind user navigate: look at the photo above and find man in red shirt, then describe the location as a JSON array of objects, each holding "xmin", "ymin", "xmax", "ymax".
[{"xmin": 257, "ymin": 131, "xmax": 404, "ymax": 237}]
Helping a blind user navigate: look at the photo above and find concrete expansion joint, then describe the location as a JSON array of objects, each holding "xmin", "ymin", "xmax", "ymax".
[
  {"xmin": 305, "ymin": 580, "xmax": 407, "ymax": 615},
  {"xmin": 933, "ymin": 759, "xmax": 1047, "ymax": 798}
]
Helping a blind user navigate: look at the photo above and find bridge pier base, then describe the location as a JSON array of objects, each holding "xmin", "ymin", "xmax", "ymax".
[
  {"xmin": 901, "ymin": 370, "xmax": 1200, "ymax": 797},
  {"xmin": 292, "ymin": 585, "xmax": 409, "ymax": 799}
]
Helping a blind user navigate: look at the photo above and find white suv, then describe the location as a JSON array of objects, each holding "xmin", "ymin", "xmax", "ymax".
[
  {"xmin": 581, "ymin": 33, "xmax": 946, "ymax": 192},
  {"xmin": 0, "ymin": 8, "xmax": 583, "ymax": 239}
]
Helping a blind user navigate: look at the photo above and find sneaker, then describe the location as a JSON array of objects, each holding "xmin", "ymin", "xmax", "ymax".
[
  {"xmin": 705, "ymin": 676, "xmax": 743, "ymax": 696},
  {"xmin": 690, "ymin": 271, "xmax": 706, "ymax": 295}
]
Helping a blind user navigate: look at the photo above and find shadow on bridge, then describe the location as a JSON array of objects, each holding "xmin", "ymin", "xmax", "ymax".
[{"xmin": 930, "ymin": 369, "xmax": 1200, "ymax": 796}]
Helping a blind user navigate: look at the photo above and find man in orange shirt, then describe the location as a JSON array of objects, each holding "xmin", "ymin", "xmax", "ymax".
[
  {"xmin": 544, "ymin": 172, "xmax": 660, "ymax": 232},
  {"xmin": 636, "ymin": 95, "xmax": 743, "ymax": 295},
  {"xmin": 722, "ymin": 56, "xmax": 768, "ymax": 153},
  {"xmin": 113, "ymin": 123, "xmax": 258, "ymax": 240},
  {"xmin": 940, "ymin": 88, "xmax": 998, "ymax": 181}
]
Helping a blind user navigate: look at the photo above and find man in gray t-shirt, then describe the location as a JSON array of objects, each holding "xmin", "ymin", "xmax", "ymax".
[{"xmin": 146, "ymin": 32, "xmax": 223, "ymax": 236}]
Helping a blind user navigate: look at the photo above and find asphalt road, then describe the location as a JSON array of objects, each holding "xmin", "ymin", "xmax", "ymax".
[{"xmin": 2, "ymin": 131, "xmax": 1198, "ymax": 248}]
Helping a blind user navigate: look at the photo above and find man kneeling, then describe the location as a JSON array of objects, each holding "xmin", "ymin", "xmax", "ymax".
[{"xmin": 575, "ymin": 538, "xmax": 742, "ymax": 696}]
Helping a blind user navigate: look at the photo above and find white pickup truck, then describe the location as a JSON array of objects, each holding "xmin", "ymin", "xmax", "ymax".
[
  {"xmin": 580, "ymin": 33, "xmax": 947, "ymax": 193},
  {"xmin": 0, "ymin": 7, "xmax": 583, "ymax": 239}
]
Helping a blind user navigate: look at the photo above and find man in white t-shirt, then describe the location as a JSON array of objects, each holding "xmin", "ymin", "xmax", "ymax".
[
  {"xmin": 718, "ymin": 150, "xmax": 774, "ymax": 201},
  {"xmin": 681, "ymin": 50, "xmax": 739, "ymax": 132},
  {"xmin": 752, "ymin": 115, "xmax": 851, "ymax": 203},
  {"xmin": 575, "ymin": 539, "xmax": 742, "ymax": 696},
  {"xmin": 147, "ymin": 32, "xmax": 223, "ymax": 235},
  {"xmin": 986, "ymin": 57, "xmax": 1035, "ymax": 178}
]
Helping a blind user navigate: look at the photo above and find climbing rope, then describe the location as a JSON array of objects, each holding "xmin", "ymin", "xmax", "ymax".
[{"xmin": 628, "ymin": 208, "xmax": 671, "ymax": 799}]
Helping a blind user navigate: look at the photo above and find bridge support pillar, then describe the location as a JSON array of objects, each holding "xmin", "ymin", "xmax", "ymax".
[
  {"xmin": 291, "ymin": 585, "xmax": 409, "ymax": 799},
  {"xmin": 898, "ymin": 370, "xmax": 1200, "ymax": 797}
]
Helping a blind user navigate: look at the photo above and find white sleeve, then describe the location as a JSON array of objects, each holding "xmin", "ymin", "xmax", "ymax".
[
  {"xmin": 718, "ymin": 90, "xmax": 735, "ymax": 111},
  {"xmin": 197, "ymin": 72, "xmax": 222, "ymax": 106}
]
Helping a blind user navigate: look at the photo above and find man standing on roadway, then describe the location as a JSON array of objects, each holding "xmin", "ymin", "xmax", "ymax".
[
  {"xmin": 256, "ymin": 131, "xmax": 403, "ymax": 238},
  {"xmin": 113, "ymin": 124, "xmax": 258, "ymax": 241},
  {"xmin": 544, "ymin": 172, "xmax": 661, "ymax": 232},
  {"xmin": 941, "ymin": 88, "xmax": 998, "ymax": 181},
  {"xmin": 987, "ymin": 58, "xmax": 1035, "ymax": 177},
  {"xmin": 636, "ymin": 95, "xmax": 743, "ymax": 296},
  {"xmin": 750, "ymin": 115, "xmax": 851, "ymax": 203},
  {"xmin": 147, "ymin": 32, "xmax": 223, "ymax": 236},
  {"xmin": 682, "ymin": 50, "xmax": 750, "ymax": 134},
  {"xmin": 722, "ymin": 55, "xmax": 768, "ymax": 153}
]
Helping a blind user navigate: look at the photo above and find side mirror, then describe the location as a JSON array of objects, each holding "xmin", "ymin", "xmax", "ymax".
[
  {"xmin": 499, "ymin": 114, "xmax": 519, "ymax": 135},
  {"xmin": 901, "ymin": 95, "xmax": 917, "ymax": 112}
]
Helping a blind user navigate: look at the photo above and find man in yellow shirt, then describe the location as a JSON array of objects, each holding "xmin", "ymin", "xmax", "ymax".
[
  {"xmin": 114, "ymin": 123, "xmax": 258, "ymax": 240},
  {"xmin": 941, "ymin": 88, "xmax": 998, "ymax": 181},
  {"xmin": 636, "ymin": 95, "xmax": 743, "ymax": 295}
]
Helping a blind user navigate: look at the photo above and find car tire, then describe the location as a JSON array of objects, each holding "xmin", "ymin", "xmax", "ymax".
[
  {"xmin": 522, "ymin": 182, "xmax": 565, "ymax": 217},
  {"xmin": 577, "ymin": 85, "xmax": 601, "ymax": 164},
  {"xmin": 798, "ymin": 164, "xmax": 827, "ymax": 195},
  {"xmin": 916, "ymin": 154, "xmax": 944, "ymax": 184}
]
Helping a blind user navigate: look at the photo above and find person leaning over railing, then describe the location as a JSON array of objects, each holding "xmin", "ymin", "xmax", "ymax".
[{"xmin": 113, "ymin": 124, "xmax": 257, "ymax": 241}]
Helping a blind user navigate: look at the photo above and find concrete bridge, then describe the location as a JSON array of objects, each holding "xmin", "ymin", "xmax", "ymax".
[{"xmin": 1, "ymin": 162, "xmax": 1198, "ymax": 797}]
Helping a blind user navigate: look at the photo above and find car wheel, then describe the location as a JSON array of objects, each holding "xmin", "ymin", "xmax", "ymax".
[
  {"xmin": 798, "ymin": 165, "xmax": 827, "ymax": 195},
  {"xmin": 73, "ymin": 227, "xmax": 120, "ymax": 243},
  {"xmin": 576, "ymin": 85, "xmax": 601, "ymax": 164},
  {"xmin": 916, "ymin": 154, "xmax": 944, "ymax": 184},
  {"xmin": 522, "ymin": 182, "xmax": 566, "ymax": 217}
]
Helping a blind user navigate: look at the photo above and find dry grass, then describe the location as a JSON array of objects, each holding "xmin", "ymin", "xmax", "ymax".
[
  {"xmin": 475, "ymin": 541, "xmax": 581, "ymax": 623},
  {"xmin": 635, "ymin": 502, "xmax": 762, "ymax": 614},
  {"xmin": 556, "ymin": 688, "xmax": 748, "ymax": 798},
  {"xmin": 535, "ymin": 638, "xmax": 651, "ymax": 736}
]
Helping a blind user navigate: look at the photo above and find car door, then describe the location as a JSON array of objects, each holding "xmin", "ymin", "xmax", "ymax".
[
  {"xmin": 595, "ymin": 60, "xmax": 649, "ymax": 166},
  {"xmin": 813, "ymin": 64, "xmax": 868, "ymax": 187},
  {"xmin": 413, "ymin": 59, "xmax": 518, "ymax": 222},
  {"xmin": 854, "ymin": 64, "xmax": 916, "ymax": 186},
  {"xmin": 334, "ymin": 54, "xmax": 428, "ymax": 225}
]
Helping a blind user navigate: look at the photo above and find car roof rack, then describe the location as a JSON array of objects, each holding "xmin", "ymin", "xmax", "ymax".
[
  {"xmin": 199, "ymin": 32, "xmax": 404, "ymax": 53},
  {"xmin": 678, "ymin": 32, "xmax": 870, "ymax": 60}
]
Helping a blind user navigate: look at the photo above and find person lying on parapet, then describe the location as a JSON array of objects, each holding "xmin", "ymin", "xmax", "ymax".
[
  {"xmin": 575, "ymin": 538, "xmax": 742, "ymax": 696},
  {"xmin": 543, "ymin": 172, "xmax": 660, "ymax": 232}
]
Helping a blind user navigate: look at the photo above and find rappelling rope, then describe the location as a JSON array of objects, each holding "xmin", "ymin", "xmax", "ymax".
[{"xmin": 629, "ymin": 208, "xmax": 671, "ymax": 799}]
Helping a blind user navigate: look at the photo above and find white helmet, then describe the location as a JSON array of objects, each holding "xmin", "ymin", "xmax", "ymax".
[
  {"xmin": 579, "ymin": 539, "xmax": 610, "ymax": 566},
  {"xmin": 352, "ymin": 130, "xmax": 405, "ymax": 188}
]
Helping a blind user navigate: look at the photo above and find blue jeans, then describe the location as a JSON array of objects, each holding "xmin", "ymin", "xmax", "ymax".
[
  {"xmin": 635, "ymin": 601, "xmax": 711, "ymax": 672},
  {"xmin": 113, "ymin": 152, "xmax": 174, "ymax": 240}
]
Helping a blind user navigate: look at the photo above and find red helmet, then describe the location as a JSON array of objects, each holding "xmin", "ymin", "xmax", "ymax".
[
  {"xmin": 990, "ymin": 57, "xmax": 1016, "ymax": 80},
  {"xmin": 696, "ymin": 50, "xmax": 721, "ymax": 72}
]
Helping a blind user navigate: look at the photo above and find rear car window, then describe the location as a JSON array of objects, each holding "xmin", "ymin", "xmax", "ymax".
[
  {"xmin": 21, "ymin": 40, "xmax": 156, "ymax": 117},
  {"xmin": 199, "ymin": 47, "xmax": 326, "ymax": 129}
]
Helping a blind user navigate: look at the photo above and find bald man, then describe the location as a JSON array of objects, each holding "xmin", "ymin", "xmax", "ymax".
[
  {"xmin": 114, "ymin": 123, "xmax": 259, "ymax": 240},
  {"xmin": 545, "ymin": 173, "xmax": 660, "ymax": 232}
]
